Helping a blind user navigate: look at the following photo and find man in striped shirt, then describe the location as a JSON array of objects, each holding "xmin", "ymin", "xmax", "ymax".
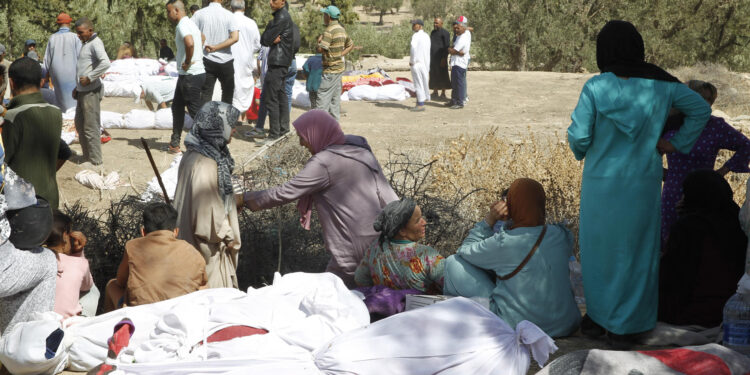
[{"xmin": 316, "ymin": 5, "xmax": 353, "ymax": 121}]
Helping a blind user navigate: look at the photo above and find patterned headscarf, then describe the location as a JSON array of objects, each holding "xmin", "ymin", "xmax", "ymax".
[
  {"xmin": 292, "ymin": 110, "xmax": 347, "ymax": 229},
  {"xmin": 373, "ymin": 198, "xmax": 417, "ymax": 245},
  {"xmin": 184, "ymin": 101, "xmax": 240, "ymax": 209}
]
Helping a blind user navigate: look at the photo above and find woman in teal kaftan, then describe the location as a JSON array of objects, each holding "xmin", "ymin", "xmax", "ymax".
[
  {"xmin": 444, "ymin": 178, "xmax": 581, "ymax": 338},
  {"xmin": 568, "ymin": 21, "xmax": 711, "ymax": 338}
]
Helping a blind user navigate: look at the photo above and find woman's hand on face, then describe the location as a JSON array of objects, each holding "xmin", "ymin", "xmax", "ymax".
[{"xmin": 485, "ymin": 201, "xmax": 509, "ymax": 227}]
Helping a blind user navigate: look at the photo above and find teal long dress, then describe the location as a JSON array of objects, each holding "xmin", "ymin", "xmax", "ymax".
[
  {"xmin": 568, "ymin": 72, "xmax": 711, "ymax": 335},
  {"xmin": 444, "ymin": 221, "xmax": 581, "ymax": 338}
]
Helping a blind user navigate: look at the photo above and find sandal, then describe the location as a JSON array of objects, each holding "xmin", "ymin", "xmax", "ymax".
[{"xmin": 168, "ymin": 145, "xmax": 182, "ymax": 154}]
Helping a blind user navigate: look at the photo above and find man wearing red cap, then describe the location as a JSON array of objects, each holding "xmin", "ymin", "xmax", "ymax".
[{"xmin": 43, "ymin": 13, "xmax": 81, "ymax": 111}]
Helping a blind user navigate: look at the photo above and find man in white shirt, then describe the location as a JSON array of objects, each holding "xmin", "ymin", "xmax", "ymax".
[
  {"xmin": 448, "ymin": 16, "xmax": 471, "ymax": 110},
  {"xmin": 192, "ymin": 0, "xmax": 239, "ymax": 104},
  {"xmin": 166, "ymin": 0, "xmax": 205, "ymax": 153},
  {"xmin": 229, "ymin": 0, "xmax": 261, "ymax": 116},
  {"xmin": 409, "ymin": 19, "xmax": 430, "ymax": 112}
]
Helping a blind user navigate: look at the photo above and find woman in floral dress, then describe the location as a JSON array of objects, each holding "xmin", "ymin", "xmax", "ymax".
[{"xmin": 354, "ymin": 198, "xmax": 444, "ymax": 294}]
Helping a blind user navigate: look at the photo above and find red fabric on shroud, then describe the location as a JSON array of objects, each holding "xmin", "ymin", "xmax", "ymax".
[
  {"xmin": 638, "ymin": 348, "xmax": 731, "ymax": 375},
  {"xmin": 197, "ymin": 325, "xmax": 269, "ymax": 345}
]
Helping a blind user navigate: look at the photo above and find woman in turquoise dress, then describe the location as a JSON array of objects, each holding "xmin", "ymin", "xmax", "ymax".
[
  {"xmin": 443, "ymin": 178, "xmax": 581, "ymax": 338},
  {"xmin": 568, "ymin": 20, "xmax": 711, "ymax": 346},
  {"xmin": 354, "ymin": 198, "xmax": 445, "ymax": 294}
]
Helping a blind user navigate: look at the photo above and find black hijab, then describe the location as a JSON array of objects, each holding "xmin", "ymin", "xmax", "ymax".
[{"xmin": 596, "ymin": 20, "xmax": 679, "ymax": 83}]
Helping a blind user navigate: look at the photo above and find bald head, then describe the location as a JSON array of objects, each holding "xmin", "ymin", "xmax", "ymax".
[
  {"xmin": 167, "ymin": 0, "xmax": 185, "ymax": 12},
  {"xmin": 434, "ymin": 17, "xmax": 443, "ymax": 29},
  {"xmin": 166, "ymin": 0, "xmax": 186, "ymax": 23}
]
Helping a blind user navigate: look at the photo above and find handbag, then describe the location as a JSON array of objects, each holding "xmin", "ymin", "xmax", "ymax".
[{"xmin": 496, "ymin": 224, "xmax": 548, "ymax": 281}]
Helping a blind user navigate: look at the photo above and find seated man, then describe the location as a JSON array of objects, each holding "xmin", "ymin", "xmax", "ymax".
[
  {"xmin": 103, "ymin": 202, "xmax": 207, "ymax": 312},
  {"xmin": 0, "ymin": 168, "xmax": 57, "ymax": 335},
  {"xmin": 443, "ymin": 178, "xmax": 581, "ymax": 338}
]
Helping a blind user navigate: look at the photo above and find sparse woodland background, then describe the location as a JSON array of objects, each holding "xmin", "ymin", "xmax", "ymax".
[{"xmin": 1, "ymin": 0, "xmax": 750, "ymax": 72}]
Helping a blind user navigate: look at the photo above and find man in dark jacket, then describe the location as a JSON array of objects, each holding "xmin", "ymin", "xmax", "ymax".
[{"xmin": 260, "ymin": 0, "xmax": 294, "ymax": 141}]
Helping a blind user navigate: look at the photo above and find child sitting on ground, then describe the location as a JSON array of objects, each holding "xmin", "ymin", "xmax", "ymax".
[
  {"xmin": 103, "ymin": 203, "xmax": 207, "ymax": 312},
  {"xmin": 44, "ymin": 211, "xmax": 94, "ymax": 319}
]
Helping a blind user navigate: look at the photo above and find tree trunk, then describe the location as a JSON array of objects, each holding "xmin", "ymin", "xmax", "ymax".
[
  {"xmin": 378, "ymin": 9, "xmax": 385, "ymax": 25},
  {"xmin": 7, "ymin": 0, "xmax": 12, "ymax": 58},
  {"xmin": 512, "ymin": 33, "xmax": 527, "ymax": 71},
  {"xmin": 136, "ymin": 6, "xmax": 145, "ymax": 57}
]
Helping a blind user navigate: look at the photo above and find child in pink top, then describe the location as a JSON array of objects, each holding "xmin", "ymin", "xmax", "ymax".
[{"xmin": 45, "ymin": 211, "xmax": 94, "ymax": 319}]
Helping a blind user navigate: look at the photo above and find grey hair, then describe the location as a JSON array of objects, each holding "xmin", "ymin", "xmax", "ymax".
[
  {"xmin": 231, "ymin": 0, "xmax": 245, "ymax": 10},
  {"xmin": 74, "ymin": 17, "xmax": 93, "ymax": 30}
]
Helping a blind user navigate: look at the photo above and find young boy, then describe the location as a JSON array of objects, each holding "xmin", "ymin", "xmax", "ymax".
[
  {"xmin": 302, "ymin": 54, "xmax": 323, "ymax": 109},
  {"xmin": 103, "ymin": 203, "xmax": 207, "ymax": 312}
]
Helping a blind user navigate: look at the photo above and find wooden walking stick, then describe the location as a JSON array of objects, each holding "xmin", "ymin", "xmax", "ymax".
[{"xmin": 140, "ymin": 137, "xmax": 171, "ymax": 205}]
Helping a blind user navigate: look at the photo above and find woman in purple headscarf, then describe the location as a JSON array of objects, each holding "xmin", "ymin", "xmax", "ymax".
[{"xmin": 240, "ymin": 110, "xmax": 398, "ymax": 287}]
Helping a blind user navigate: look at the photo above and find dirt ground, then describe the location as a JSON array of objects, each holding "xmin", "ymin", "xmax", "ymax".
[{"xmin": 58, "ymin": 70, "xmax": 589, "ymax": 211}]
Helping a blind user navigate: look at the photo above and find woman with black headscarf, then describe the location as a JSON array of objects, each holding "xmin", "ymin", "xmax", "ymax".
[
  {"xmin": 659, "ymin": 170, "xmax": 746, "ymax": 327},
  {"xmin": 568, "ymin": 21, "xmax": 711, "ymax": 347},
  {"xmin": 353, "ymin": 198, "xmax": 445, "ymax": 294}
]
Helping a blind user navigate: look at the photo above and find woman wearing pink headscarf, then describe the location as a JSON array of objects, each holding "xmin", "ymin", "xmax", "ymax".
[{"xmin": 240, "ymin": 110, "xmax": 398, "ymax": 287}]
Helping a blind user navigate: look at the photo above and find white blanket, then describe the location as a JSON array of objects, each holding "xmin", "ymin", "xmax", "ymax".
[
  {"xmin": 314, "ymin": 297, "xmax": 557, "ymax": 375},
  {"xmin": 0, "ymin": 274, "xmax": 556, "ymax": 375}
]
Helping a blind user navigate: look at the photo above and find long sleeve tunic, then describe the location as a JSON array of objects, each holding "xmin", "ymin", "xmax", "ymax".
[
  {"xmin": 568, "ymin": 73, "xmax": 711, "ymax": 335},
  {"xmin": 450, "ymin": 221, "xmax": 581, "ymax": 337},
  {"xmin": 661, "ymin": 115, "xmax": 750, "ymax": 243},
  {"xmin": 249, "ymin": 144, "xmax": 398, "ymax": 286}
]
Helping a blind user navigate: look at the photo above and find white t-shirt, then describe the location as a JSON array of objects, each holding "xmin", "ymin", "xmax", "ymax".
[
  {"xmin": 450, "ymin": 30, "xmax": 471, "ymax": 69},
  {"xmin": 175, "ymin": 17, "xmax": 205, "ymax": 75},
  {"xmin": 192, "ymin": 3, "xmax": 239, "ymax": 64},
  {"xmin": 410, "ymin": 29, "xmax": 431, "ymax": 68}
]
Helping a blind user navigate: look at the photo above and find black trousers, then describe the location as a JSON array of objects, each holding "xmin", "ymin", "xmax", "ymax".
[
  {"xmin": 171, "ymin": 73, "xmax": 205, "ymax": 147},
  {"xmin": 201, "ymin": 57, "xmax": 235, "ymax": 104},
  {"xmin": 264, "ymin": 65, "xmax": 290, "ymax": 139}
]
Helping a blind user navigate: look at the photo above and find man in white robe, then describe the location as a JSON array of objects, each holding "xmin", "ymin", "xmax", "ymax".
[
  {"xmin": 409, "ymin": 19, "xmax": 430, "ymax": 112},
  {"xmin": 229, "ymin": 0, "xmax": 261, "ymax": 117},
  {"xmin": 43, "ymin": 13, "xmax": 82, "ymax": 112}
]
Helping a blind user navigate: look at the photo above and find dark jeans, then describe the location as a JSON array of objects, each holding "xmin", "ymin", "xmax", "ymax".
[
  {"xmin": 264, "ymin": 65, "xmax": 290, "ymax": 139},
  {"xmin": 258, "ymin": 59, "xmax": 296, "ymax": 130},
  {"xmin": 256, "ymin": 87, "xmax": 267, "ymax": 130},
  {"xmin": 450, "ymin": 65, "xmax": 466, "ymax": 106},
  {"xmin": 201, "ymin": 58, "xmax": 235, "ymax": 104},
  {"xmin": 171, "ymin": 73, "xmax": 205, "ymax": 147}
]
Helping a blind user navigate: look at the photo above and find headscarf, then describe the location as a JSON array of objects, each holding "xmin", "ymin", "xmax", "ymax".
[
  {"xmin": 596, "ymin": 20, "xmax": 679, "ymax": 83},
  {"xmin": 681, "ymin": 169, "xmax": 737, "ymax": 218},
  {"xmin": 293, "ymin": 110, "xmax": 347, "ymax": 229},
  {"xmin": 506, "ymin": 178, "xmax": 546, "ymax": 229},
  {"xmin": 184, "ymin": 101, "xmax": 240, "ymax": 211},
  {"xmin": 293, "ymin": 109, "xmax": 347, "ymax": 154},
  {"xmin": 373, "ymin": 198, "xmax": 417, "ymax": 245}
]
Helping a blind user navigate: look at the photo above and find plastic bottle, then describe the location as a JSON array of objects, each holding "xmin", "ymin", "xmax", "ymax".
[
  {"xmin": 568, "ymin": 256, "xmax": 585, "ymax": 306},
  {"xmin": 723, "ymin": 281, "xmax": 750, "ymax": 356}
]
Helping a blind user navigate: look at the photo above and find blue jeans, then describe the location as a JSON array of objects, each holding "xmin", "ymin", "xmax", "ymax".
[
  {"xmin": 450, "ymin": 66, "xmax": 466, "ymax": 106},
  {"xmin": 285, "ymin": 59, "xmax": 297, "ymax": 112}
]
